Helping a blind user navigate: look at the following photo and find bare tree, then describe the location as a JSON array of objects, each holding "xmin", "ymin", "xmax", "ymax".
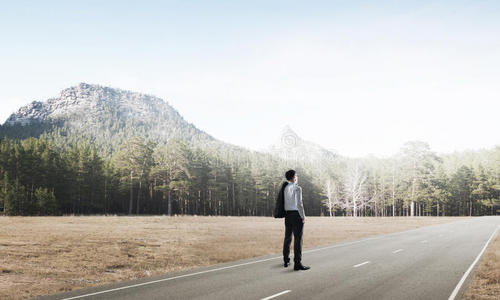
[
  {"xmin": 323, "ymin": 178, "xmax": 334, "ymax": 217},
  {"xmin": 322, "ymin": 178, "xmax": 341, "ymax": 217},
  {"xmin": 343, "ymin": 163, "xmax": 368, "ymax": 217}
]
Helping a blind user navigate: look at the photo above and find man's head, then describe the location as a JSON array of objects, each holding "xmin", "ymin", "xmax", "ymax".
[{"xmin": 285, "ymin": 169, "xmax": 297, "ymax": 183}]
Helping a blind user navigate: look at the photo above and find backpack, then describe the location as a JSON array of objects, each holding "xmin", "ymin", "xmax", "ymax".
[{"xmin": 274, "ymin": 181, "xmax": 289, "ymax": 218}]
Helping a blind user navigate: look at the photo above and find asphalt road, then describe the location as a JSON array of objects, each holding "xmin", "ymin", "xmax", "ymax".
[{"xmin": 36, "ymin": 216, "xmax": 500, "ymax": 300}]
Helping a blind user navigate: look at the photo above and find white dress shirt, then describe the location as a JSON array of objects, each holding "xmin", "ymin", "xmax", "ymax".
[{"xmin": 284, "ymin": 181, "xmax": 305, "ymax": 219}]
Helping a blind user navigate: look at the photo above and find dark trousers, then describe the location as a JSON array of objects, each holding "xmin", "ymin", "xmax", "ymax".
[{"xmin": 283, "ymin": 210, "xmax": 304, "ymax": 264}]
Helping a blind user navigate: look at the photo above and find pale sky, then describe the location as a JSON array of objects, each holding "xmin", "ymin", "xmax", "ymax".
[{"xmin": 1, "ymin": 0, "xmax": 499, "ymax": 157}]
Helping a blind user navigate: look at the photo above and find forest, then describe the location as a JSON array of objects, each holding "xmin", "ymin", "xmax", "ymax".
[{"xmin": 0, "ymin": 135, "xmax": 498, "ymax": 217}]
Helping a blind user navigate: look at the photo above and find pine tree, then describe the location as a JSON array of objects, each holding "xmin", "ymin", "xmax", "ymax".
[
  {"xmin": 112, "ymin": 136, "xmax": 155, "ymax": 215},
  {"xmin": 35, "ymin": 187, "xmax": 58, "ymax": 215}
]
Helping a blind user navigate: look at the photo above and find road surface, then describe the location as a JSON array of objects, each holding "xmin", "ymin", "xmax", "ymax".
[{"xmin": 36, "ymin": 216, "xmax": 500, "ymax": 300}]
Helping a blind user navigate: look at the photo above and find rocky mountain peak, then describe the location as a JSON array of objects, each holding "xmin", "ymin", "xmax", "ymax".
[
  {"xmin": 267, "ymin": 125, "xmax": 338, "ymax": 163},
  {"xmin": 58, "ymin": 82, "xmax": 96, "ymax": 100},
  {"xmin": 3, "ymin": 83, "xmax": 173, "ymax": 126},
  {"xmin": 1, "ymin": 83, "xmax": 221, "ymax": 158}
]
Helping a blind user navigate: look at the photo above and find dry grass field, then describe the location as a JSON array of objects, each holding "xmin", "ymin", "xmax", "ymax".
[
  {"xmin": 463, "ymin": 230, "xmax": 500, "ymax": 300},
  {"xmin": 0, "ymin": 215, "xmax": 478, "ymax": 299}
]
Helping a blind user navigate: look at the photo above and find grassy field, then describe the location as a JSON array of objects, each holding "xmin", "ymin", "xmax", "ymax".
[
  {"xmin": 463, "ymin": 229, "xmax": 500, "ymax": 300},
  {"xmin": 0, "ymin": 215, "xmax": 485, "ymax": 299}
]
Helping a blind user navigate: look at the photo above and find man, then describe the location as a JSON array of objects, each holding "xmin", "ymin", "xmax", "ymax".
[{"xmin": 283, "ymin": 169, "xmax": 310, "ymax": 271}]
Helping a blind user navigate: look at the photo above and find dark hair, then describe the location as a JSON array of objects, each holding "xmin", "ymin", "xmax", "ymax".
[{"xmin": 285, "ymin": 169, "xmax": 296, "ymax": 181}]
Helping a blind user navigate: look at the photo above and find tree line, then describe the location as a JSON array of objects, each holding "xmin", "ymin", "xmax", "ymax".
[
  {"xmin": 322, "ymin": 142, "xmax": 500, "ymax": 217},
  {"xmin": 0, "ymin": 136, "xmax": 498, "ymax": 216},
  {"xmin": 0, "ymin": 136, "xmax": 320, "ymax": 216}
]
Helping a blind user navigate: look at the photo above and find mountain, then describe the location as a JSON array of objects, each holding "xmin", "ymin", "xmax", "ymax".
[
  {"xmin": 0, "ymin": 83, "xmax": 337, "ymax": 167},
  {"xmin": 0, "ymin": 83, "xmax": 248, "ymax": 158},
  {"xmin": 266, "ymin": 125, "xmax": 338, "ymax": 164}
]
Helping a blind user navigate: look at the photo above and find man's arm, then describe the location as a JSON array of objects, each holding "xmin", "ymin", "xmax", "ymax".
[{"xmin": 296, "ymin": 186, "xmax": 305, "ymax": 219}]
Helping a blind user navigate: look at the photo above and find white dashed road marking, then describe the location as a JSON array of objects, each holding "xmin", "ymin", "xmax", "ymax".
[
  {"xmin": 392, "ymin": 249, "xmax": 404, "ymax": 254},
  {"xmin": 261, "ymin": 290, "xmax": 291, "ymax": 300},
  {"xmin": 353, "ymin": 261, "xmax": 371, "ymax": 268}
]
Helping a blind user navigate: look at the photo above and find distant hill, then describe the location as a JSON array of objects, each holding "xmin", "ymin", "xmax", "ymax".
[
  {"xmin": 0, "ymin": 83, "xmax": 250, "ymax": 158},
  {"xmin": 266, "ymin": 125, "xmax": 338, "ymax": 164}
]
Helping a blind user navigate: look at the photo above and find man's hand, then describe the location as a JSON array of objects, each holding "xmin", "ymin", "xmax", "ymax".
[{"xmin": 302, "ymin": 217, "xmax": 305, "ymax": 223}]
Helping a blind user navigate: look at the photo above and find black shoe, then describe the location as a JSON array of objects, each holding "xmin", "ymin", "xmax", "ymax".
[
  {"xmin": 294, "ymin": 264, "xmax": 310, "ymax": 271},
  {"xmin": 284, "ymin": 261, "xmax": 290, "ymax": 267}
]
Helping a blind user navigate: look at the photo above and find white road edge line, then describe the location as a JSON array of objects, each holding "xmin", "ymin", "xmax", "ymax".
[
  {"xmin": 261, "ymin": 290, "xmax": 291, "ymax": 300},
  {"xmin": 60, "ymin": 255, "xmax": 282, "ymax": 300},
  {"xmin": 61, "ymin": 236, "xmax": 390, "ymax": 299},
  {"xmin": 392, "ymin": 249, "xmax": 403, "ymax": 254},
  {"xmin": 448, "ymin": 224, "xmax": 500, "ymax": 300},
  {"xmin": 353, "ymin": 261, "xmax": 371, "ymax": 268},
  {"xmin": 58, "ymin": 218, "xmax": 476, "ymax": 300}
]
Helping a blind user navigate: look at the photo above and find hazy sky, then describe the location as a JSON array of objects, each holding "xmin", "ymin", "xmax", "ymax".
[{"xmin": 1, "ymin": 0, "xmax": 499, "ymax": 157}]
